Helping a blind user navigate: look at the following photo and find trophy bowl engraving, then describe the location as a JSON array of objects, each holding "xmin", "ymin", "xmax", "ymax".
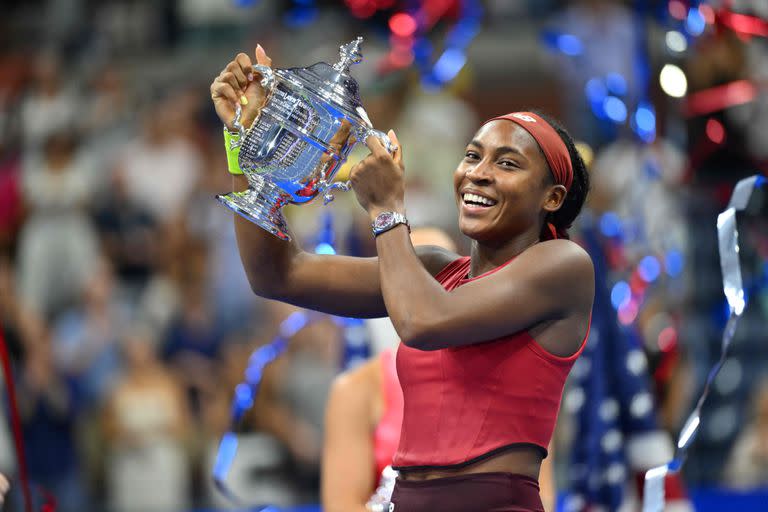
[{"xmin": 216, "ymin": 37, "xmax": 395, "ymax": 241}]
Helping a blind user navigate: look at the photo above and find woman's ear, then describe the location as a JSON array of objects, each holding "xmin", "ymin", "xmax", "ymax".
[{"xmin": 543, "ymin": 184, "xmax": 567, "ymax": 213}]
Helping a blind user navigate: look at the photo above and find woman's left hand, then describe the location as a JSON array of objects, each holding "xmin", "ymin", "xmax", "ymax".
[{"xmin": 349, "ymin": 130, "xmax": 405, "ymax": 217}]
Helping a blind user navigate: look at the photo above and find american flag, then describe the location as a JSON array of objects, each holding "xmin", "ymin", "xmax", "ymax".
[{"xmin": 564, "ymin": 226, "xmax": 691, "ymax": 512}]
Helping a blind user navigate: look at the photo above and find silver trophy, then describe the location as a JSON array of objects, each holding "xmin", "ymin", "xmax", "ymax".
[{"xmin": 217, "ymin": 37, "xmax": 395, "ymax": 241}]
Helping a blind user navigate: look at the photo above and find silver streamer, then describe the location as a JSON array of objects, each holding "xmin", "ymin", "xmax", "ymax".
[{"xmin": 642, "ymin": 175, "xmax": 765, "ymax": 511}]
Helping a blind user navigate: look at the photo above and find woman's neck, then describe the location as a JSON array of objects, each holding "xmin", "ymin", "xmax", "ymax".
[{"xmin": 468, "ymin": 230, "xmax": 541, "ymax": 278}]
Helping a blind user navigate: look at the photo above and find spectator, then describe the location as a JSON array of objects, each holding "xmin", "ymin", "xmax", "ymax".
[
  {"xmin": 52, "ymin": 261, "xmax": 126, "ymax": 410},
  {"xmin": 163, "ymin": 249, "xmax": 224, "ymax": 419},
  {"xmin": 15, "ymin": 129, "xmax": 100, "ymax": 319},
  {"xmin": 17, "ymin": 341, "xmax": 87, "ymax": 511},
  {"xmin": 103, "ymin": 327, "xmax": 191, "ymax": 512},
  {"xmin": 256, "ymin": 302, "xmax": 345, "ymax": 503},
  {"xmin": 113, "ymin": 102, "xmax": 202, "ymax": 226},
  {"xmin": 18, "ymin": 52, "xmax": 80, "ymax": 152}
]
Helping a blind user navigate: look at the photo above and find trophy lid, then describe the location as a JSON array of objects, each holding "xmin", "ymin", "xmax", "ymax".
[{"xmin": 280, "ymin": 37, "xmax": 370, "ymax": 125}]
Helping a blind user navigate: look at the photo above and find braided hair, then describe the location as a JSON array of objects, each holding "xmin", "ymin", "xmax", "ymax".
[{"xmin": 532, "ymin": 111, "xmax": 590, "ymax": 241}]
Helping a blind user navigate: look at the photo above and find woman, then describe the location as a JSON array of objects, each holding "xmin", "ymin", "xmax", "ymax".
[
  {"xmin": 210, "ymin": 45, "xmax": 593, "ymax": 511},
  {"xmin": 321, "ymin": 227, "xmax": 452, "ymax": 512}
]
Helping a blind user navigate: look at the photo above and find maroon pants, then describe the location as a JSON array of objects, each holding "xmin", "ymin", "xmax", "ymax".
[{"xmin": 389, "ymin": 472, "xmax": 544, "ymax": 512}]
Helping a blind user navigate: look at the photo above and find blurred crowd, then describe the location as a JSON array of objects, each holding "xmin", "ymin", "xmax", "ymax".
[{"xmin": 0, "ymin": 1, "xmax": 767, "ymax": 511}]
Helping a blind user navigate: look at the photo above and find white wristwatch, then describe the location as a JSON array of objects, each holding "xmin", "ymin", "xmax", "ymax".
[{"xmin": 371, "ymin": 211, "xmax": 410, "ymax": 237}]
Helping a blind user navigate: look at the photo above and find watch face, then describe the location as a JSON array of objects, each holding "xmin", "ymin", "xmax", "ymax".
[{"xmin": 374, "ymin": 212, "xmax": 395, "ymax": 230}]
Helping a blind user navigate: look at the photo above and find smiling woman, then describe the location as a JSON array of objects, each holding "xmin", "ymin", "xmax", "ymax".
[{"xmin": 210, "ymin": 46, "xmax": 594, "ymax": 512}]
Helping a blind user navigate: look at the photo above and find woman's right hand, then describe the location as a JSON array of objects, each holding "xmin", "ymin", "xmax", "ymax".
[{"xmin": 210, "ymin": 44, "xmax": 273, "ymax": 132}]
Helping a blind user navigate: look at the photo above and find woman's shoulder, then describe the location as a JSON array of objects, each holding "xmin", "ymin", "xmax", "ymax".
[
  {"xmin": 501, "ymin": 239, "xmax": 595, "ymax": 304},
  {"xmin": 327, "ymin": 356, "xmax": 381, "ymax": 425},
  {"xmin": 329, "ymin": 357, "xmax": 380, "ymax": 402},
  {"xmin": 521, "ymin": 239, "xmax": 593, "ymax": 275},
  {"xmin": 415, "ymin": 245, "xmax": 463, "ymax": 277}
]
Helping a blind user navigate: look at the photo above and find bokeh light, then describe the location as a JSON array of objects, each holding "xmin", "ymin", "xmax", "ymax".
[
  {"xmin": 685, "ymin": 7, "xmax": 707, "ymax": 36},
  {"xmin": 665, "ymin": 30, "xmax": 688, "ymax": 53},
  {"xmin": 660, "ymin": 63, "xmax": 688, "ymax": 98},
  {"xmin": 706, "ymin": 118, "xmax": 726, "ymax": 144},
  {"xmin": 638, "ymin": 255, "xmax": 661, "ymax": 283},
  {"xmin": 668, "ymin": 0, "xmax": 687, "ymax": 20},
  {"xmin": 389, "ymin": 13, "xmax": 418, "ymax": 38},
  {"xmin": 611, "ymin": 281, "xmax": 632, "ymax": 310},
  {"xmin": 657, "ymin": 326, "xmax": 678, "ymax": 352},
  {"xmin": 603, "ymin": 96, "xmax": 628, "ymax": 123}
]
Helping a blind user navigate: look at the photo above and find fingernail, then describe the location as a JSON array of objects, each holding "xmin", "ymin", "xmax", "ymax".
[
  {"xmin": 247, "ymin": 73, "xmax": 254, "ymax": 81},
  {"xmin": 257, "ymin": 44, "xmax": 263, "ymax": 52},
  {"xmin": 240, "ymin": 95, "xmax": 249, "ymax": 105}
]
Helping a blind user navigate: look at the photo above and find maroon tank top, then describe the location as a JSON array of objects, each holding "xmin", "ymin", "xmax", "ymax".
[{"xmin": 392, "ymin": 256, "xmax": 589, "ymax": 470}]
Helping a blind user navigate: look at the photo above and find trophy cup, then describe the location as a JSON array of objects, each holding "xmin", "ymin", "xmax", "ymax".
[{"xmin": 216, "ymin": 37, "xmax": 395, "ymax": 241}]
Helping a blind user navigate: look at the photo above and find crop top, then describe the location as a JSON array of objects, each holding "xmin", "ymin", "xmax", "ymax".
[{"xmin": 392, "ymin": 256, "xmax": 589, "ymax": 470}]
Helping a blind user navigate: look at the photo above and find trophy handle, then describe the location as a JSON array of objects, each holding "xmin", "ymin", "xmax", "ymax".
[
  {"xmin": 232, "ymin": 64, "xmax": 277, "ymax": 140},
  {"xmin": 358, "ymin": 127, "xmax": 398, "ymax": 155},
  {"xmin": 320, "ymin": 180, "xmax": 351, "ymax": 205}
]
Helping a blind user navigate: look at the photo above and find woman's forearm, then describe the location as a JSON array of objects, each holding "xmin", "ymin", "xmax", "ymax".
[
  {"xmin": 374, "ymin": 222, "xmax": 447, "ymax": 346},
  {"xmin": 232, "ymin": 175, "xmax": 302, "ymax": 298}
]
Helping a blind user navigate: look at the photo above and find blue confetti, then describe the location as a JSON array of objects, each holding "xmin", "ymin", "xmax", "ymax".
[
  {"xmin": 557, "ymin": 34, "xmax": 584, "ymax": 56},
  {"xmin": 283, "ymin": 6, "xmax": 318, "ymax": 27},
  {"xmin": 599, "ymin": 212, "xmax": 623, "ymax": 238},
  {"xmin": 314, "ymin": 242, "xmax": 336, "ymax": 255},
  {"xmin": 665, "ymin": 250, "xmax": 684, "ymax": 277},
  {"xmin": 432, "ymin": 47, "xmax": 468, "ymax": 84},
  {"xmin": 605, "ymin": 73, "xmax": 628, "ymax": 96},
  {"xmin": 603, "ymin": 96, "xmax": 628, "ymax": 123},
  {"xmin": 213, "ymin": 433, "xmax": 239, "ymax": 476},
  {"xmin": 585, "ymin": 78, "xmax": 607, "ymax": 102},
  {"xmin": 632, "ymin": 103, "xmax": 656, "ymax": 143},
  {"xmin": 685, "ymin": 7, "xmax": 706, "ymax": 36},
  {"xmin": 611, "ymin": 281, "xmax": 632, "ymax": 310},
  {"xmin": 638, "ymin": 255, "xmax": 661, "ymax": 283}
]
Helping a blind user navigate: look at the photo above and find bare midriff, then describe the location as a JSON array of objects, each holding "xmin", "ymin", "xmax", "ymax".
[{"xmin": 397, "ymin": 444, "xmax": 543, "ymax": 481}]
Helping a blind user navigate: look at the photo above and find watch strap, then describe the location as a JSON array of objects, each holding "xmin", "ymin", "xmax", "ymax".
[{"xmin": 372, "ymin": 211, "xmax": 410, "ymax": 237}]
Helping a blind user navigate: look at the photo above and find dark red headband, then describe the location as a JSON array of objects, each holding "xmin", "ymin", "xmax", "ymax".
[{"xmin": 486, "ymin": 112, "xmax": 573, "ymax": 191}]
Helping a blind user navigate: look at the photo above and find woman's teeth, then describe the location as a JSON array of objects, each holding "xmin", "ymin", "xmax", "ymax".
[{"xmin": 463, "ymin": 193, "xmax": 497, "ymax": 206}]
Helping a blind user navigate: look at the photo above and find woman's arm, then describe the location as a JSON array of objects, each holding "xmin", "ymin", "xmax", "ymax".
[
  {"xmin": 212, "ymin": 47, "xmax": 455, "ymax": 318},
  {"xmin": 321, "ymin": 360, "xmax": 379, "ymax": 512},
  {"xmin": 350, "ymin": 135, "xmax": 594, "ymax": 353}
]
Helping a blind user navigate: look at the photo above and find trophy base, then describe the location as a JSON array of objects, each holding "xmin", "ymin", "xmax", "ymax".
[{"xmin": 216, "ymin": 184, "xmax": 291, "ymax": 241}]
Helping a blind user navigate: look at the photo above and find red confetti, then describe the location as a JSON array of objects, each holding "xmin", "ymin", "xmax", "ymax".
[
  {"xmin": 699, "ymin": 4, "xmax": 715, "ymax": 24},
  {"xmin": 669, "ymin": 0, "xmax": 687, "ymax": 21},
  {"xmin": 718, "ymin": 9, "xmax": 768, "ymax": 38},
  {"xmin": 682, "ymin": 79, "xmax": 757, "ymax": 118},
  {"xmin": 658, "ymin": 327, "xmax": 678, "ymax": 352},
  {"xmin": 705, "ymin": 118, "xmax": 726, "ymax": 144},
  {"xmin": 389, "ymin": 12, "xmax": 418, "ymax": 37}
]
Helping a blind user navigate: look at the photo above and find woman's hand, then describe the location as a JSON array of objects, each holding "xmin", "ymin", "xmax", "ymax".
[
  {"xmin": 349, "ymin": 130, "xmax": 405, "ymax": 217},
  {"xmin": 210, "ymin": 45, "xmax": 273, "ymax": 132}
]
